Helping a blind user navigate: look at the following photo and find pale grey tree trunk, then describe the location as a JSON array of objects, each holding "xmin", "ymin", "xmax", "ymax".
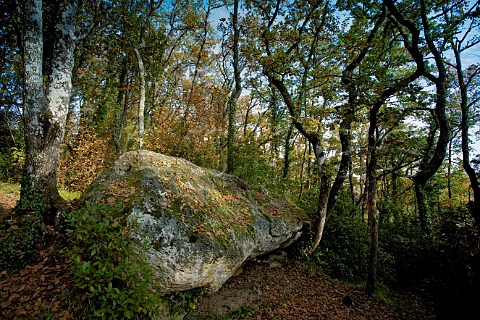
[
  {"xmin": 308, "ymin": 143, "xmax": 330, "ymax": 255},
  {"xmin": 21, "ymin": 0, "xmax": 78, "ymax": 225},
  {"xmin": 134, "ymin": 46, "xmax": 146, "ymax": 149},
  {"xmin": 134, "ymin": 0, "xmax": 163, "ymax": 150},
  {"xmin": 226, "ymin": 0, "xmax": 242, "ymax": 174}
]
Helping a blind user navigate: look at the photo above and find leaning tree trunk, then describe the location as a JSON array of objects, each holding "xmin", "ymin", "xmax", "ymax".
[
  {"xmin": 20, "ymin": 0, "xmax": 78, "ymax": 225},
  {"xmin": 326, "ymin": 98, "xmax": 354, "ymax": 220},
  {"xmin": 308, "ymin": 143, "xmax": 330, "ymax": 255},
  {"xmin": 412, "ymin": 0, "xmax": 450, "ymax": 235},
  {"xmin": 452, "ymin": 42, "xmax": 480, "ymax": 225},
  {"xmin": 412, "ymin": 81, "xmax": 449, "ymax": 236}
]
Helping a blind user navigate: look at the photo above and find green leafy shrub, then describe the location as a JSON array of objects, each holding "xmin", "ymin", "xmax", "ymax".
[
  {"xmin": 379, "ymin": 207, "xmax": 425, "ymax": 289},
  {"xmin": 0, "ymin": 178, "xmax": 45, "ymax": 273},
  {"xmin": 167, "ymin": 287, "xmax": 207, "ymax": 319},
  {"xmin": 426, "ymin": 207, "xmax": 480, "ymax": 319},
  {"xmin": 15, "ymin": 175, "xmax": 46, "ymax": 216},
  {"xmin": 0, "ymin": 147, "xmax": 24, "ymax": 183},
  {"xmin": 380, "ymin": 204, "xmax": 480, "ymax": 318},
  {"xmin": 65, "ymin": 202, "xmax": 164, "ymax": 319},
  {"xmin": 0, "ymin": 212, "xmax": 43, "ymax": 273},
  {"xmin": 312, "ymin": 191, "xmax": 369, "ymax": 283},
  {"xmin": 233, "ymin": 143, "xmax": 279, "ymax": 190}
]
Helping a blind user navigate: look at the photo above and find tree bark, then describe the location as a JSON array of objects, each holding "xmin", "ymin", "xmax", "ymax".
[
  {"xmin": 134, "ymin": 0, "xmax": 160, "ymax": 150},
  {"xmin": 452, "ymin": 41, "xmax": 480, "ymax": 225},
  {"xmin": 308, "ymin": 146, "xmax": 330, "ymax": 255},
  {"xmin": 283, "ymin": 123, "xmax": 294, "ymax": 180},
  {"xmin": 365, "ymin": 100, "xmax": 381, "ymax": 296},
  {"xmin": 447, "ymin": 139, "xmax": 452, "ymax": 201},
  {"xmin": 20, "ymin": 0, "xmax": 78, "ymax": 225},
  {"xmin": 326, "ymin": 97, "xmax": 354, "ymax": 220},
  {"xmin": 113, "ymin": 58, "xmax": 128, "ymax": 156},
  {"xmin": 365, "ymin": 151, "xmax": 379, "ymax": 296},
  {"xmin": 134, "ymin": 46, "xmax": 146, "ymax": 149},
  {"xmin": 227, "ymin": 0, "xmax": 242, "ymax": 174},
  {"xmin": 265, "ymin": 68, "xmax": 330, "ymax": 255},
  {"xmin": 386, "ymin": 0, "xmax": 449, "ymax": 236}
]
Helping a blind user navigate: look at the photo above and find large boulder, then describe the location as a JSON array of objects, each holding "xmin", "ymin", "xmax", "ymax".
[{"xmin": 81, "ymin": 150, "xmax": 303, "ymax": 292}]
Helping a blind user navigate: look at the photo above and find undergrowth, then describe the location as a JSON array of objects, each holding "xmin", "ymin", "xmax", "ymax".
[
  {"xmin": 1, "ymin": 179, "xmax": 45, "ymax": 273},
  {"xmin": 65, "ymin": 201, "xmax": 165, "ymax": 319},
  {"xmin": 0, "ymin": 212, "xmax": 43, "ymax": 273}
]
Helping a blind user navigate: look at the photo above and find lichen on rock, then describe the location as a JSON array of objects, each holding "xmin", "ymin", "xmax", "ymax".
[{"xmin": 81, "ymin": 150, "xmax": 303, "ymax": 292}]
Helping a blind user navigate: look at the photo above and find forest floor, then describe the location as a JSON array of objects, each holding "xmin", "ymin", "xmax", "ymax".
[
  {"xmin": 0, "ymin": 188, "xmax": 436, "ymax": 320},
  {"xmin": 0, "ymin": 183, "xmax": 19, "ymax": 216},
  {"xmin": 188, "ymin": 256, "xmax": 436, "ymax": 320}
]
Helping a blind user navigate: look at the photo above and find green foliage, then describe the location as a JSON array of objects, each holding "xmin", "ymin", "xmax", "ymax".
[
  {"xmin": 15, "ymin": 175, "xmax": 46, "ymax": 216},
  {"xmin": 0, "ymin": 212, "xmax": 43, "ymax": 273},
  {"xmin": 167, "ymin": 287, "xmax": 207, "ymax": 319},
  {"xmin": 0, "ymin": 147, "xmax": 24, "ymax": 183},
  {"xmin": 425, "ymin": 206, "xmax": 480, "ymax": 318},
  {"xmin": 380, "ymin": 206, "xmax": 434, "ymax": 292},
  {"xmin": 0, "ymin": 180, "xmax": 45, "ymax": 274},
  {"xmin": 234, "ymin": 144, "xmax": 272, "ymax": 188},
  {"xmin": 59, "ymin": 189, "xmax": 82, "ymax": 202},
  {"xmin": 233, "ymin": 143, "xmax": 281, "ymax": 191},
  {"xmin": 229, "ymin": 304, "xmax": 256, "ymax": 319},
  {"xmin": 65, "ymin": 202, "xmax": 164, "ymax": 319},
  {"xmin": 0, "ymin": 178, "xmax": 45, "ymax": 274},
  {"xmin": 312, "ymin": 191, "xmax": 369, "ymax": 283},
  {"xmin": 379, "ymin": 203, "xmax": 480, "ymax": 318}
]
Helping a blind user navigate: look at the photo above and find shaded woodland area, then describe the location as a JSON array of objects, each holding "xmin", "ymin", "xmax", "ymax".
[{"xmin": 1, "ymin": 0, "xmax": 480, "ymax": 319}]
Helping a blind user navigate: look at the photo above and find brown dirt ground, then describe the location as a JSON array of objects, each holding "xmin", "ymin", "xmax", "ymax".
[
  {"xmin": 188, "ymin": 256, "xmax": 436, "ymax": 320},
  {"xmin": 0, "ymin": 191, "xmax": 18, "ymax": 216}
]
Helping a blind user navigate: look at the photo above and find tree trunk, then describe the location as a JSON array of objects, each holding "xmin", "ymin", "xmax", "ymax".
[
  {"xmin": 384, "ymin": 0, "xmax": 449, "ymax": 234},
  {"xmin": 365, "ymin": 153, "xmax": 379, "ymax": 296},
  {"xmin": 113, "ymin": 59, "xmax": 128, "ymax": 156},
  {"xmin": 134, "ymin": 46, "xmax": 146, "ymax": 149},
  {"xmin": 326, "ymin": 103, "xmax": 353, "ymax": 220},
  {"xmin": 226, "ymin": 0, "xmax": 242, "ymax": 174},
  {"xmin": 20, "ymin": 0, "xmax": 78, "ymax": 225},
  {"xmin": 447, "ymin": 139, "xmax": 452, "ymax": 201},
  {"xmin": 413, "ymin": 179, "xmax": 430, "ymax": 234},
  {"xmin": 265, "ymin": 69, "xmax": 333, "ymax": 254},
  {"xmin": 309, "ymin": 143, "xmax": 330, "ymax": 255},
  {"xmin": 413, "ymin": 0, "xmax": 450, "ymax": 235},
  {"xmin": 364, "ymin": 100, "xmax": 380, "ymax": 296},
  {"xmin": 452, "ymin": 42, "xmax": 480, "ymax": 225},
  {"xmin": 299, "ymin": 137, "xmax": 308, "ymax": 199},
  {"xmin": 283, "ymin": 123, "xmax": 294, "ymax": 180}
]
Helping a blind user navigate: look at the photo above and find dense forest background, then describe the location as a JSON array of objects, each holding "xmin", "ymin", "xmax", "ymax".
[{"xmin": 1, "ymin": 0, "xmax": 480, "ymax": 319}]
